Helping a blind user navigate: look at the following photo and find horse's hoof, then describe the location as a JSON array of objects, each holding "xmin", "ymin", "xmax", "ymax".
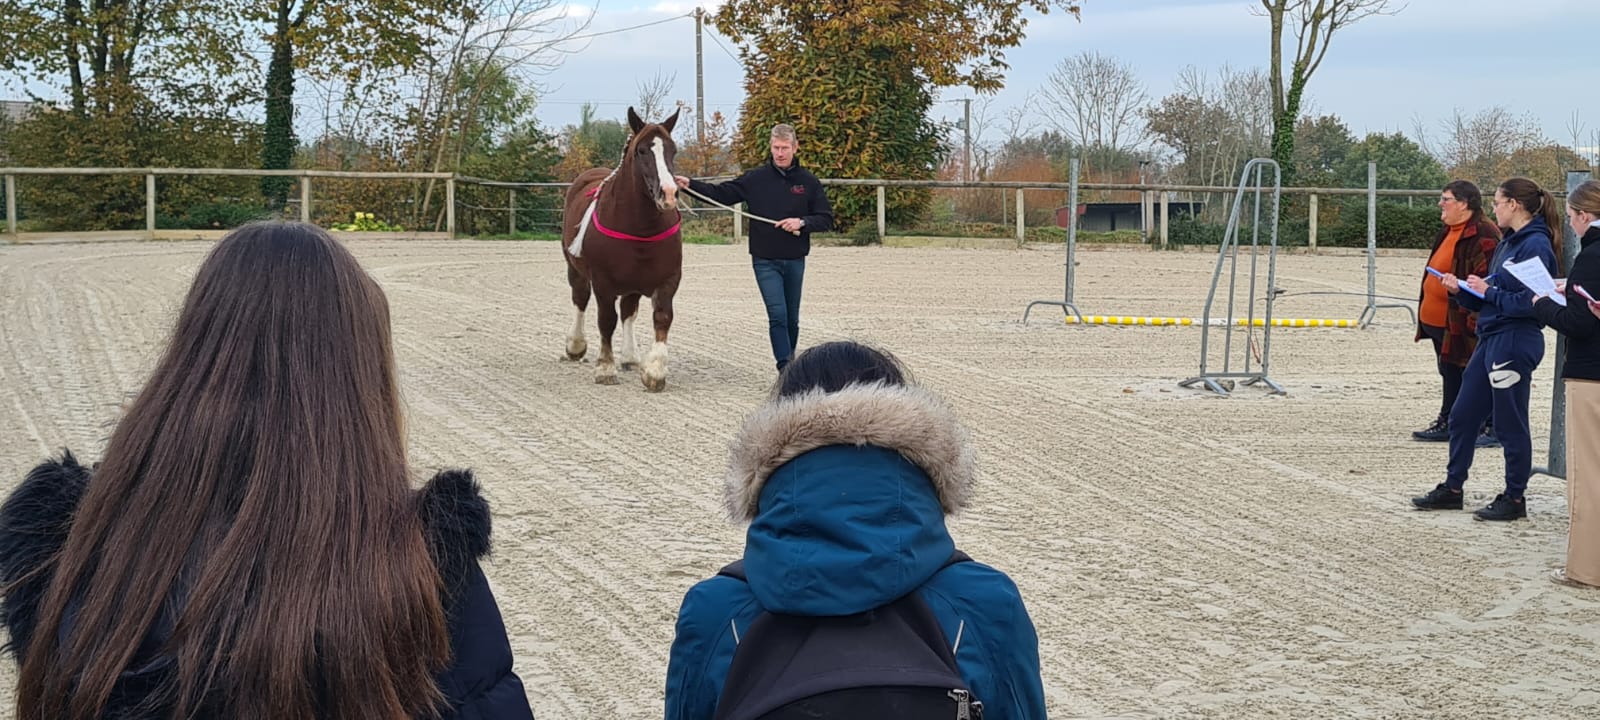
[
  {"xmin": 642, "ymin": 375, "xmax": 666, "ymax": 393},
  {"xmin": 565, "ymin": 351, "xmax": 586, "ymax": 362},
  {"xmin": 565, "ymin": 339, "xmax": 587, "ymax": 361},
  {"xmin": 595, "ymin": 373, "xmax": 619, "ymax": 385},
  {"xmin": 620, "ymin": 361, "xmax": 640, "ymax": 371}
]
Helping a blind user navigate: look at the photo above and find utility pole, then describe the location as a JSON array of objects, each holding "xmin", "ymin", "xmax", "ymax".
[
  {"xmin": 963, "ymin": 98, "xmax": 971, "ymax": 183},
  {"xmin": 695, "ymin": 8, "xmax": 705, "ymax": 146}
]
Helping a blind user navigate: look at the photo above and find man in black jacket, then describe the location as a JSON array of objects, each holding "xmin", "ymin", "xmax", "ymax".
[{"xmin": 676, "ymin": 123, "xmax": 834, "ymax": 371}]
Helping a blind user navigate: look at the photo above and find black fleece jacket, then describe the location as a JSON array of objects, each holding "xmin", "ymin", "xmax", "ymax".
[
  {"xmin": 1535, "ymin": 225, "xmax": 1600, "ymax": 380},
  {"xmin": 688, "ymin": 158, "xmax": 834, "ymax": 259}
]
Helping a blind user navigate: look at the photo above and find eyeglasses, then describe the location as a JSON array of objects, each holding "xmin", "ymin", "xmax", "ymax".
[{"xmin": 1438, "ymin": 196, "xmax": 1460, "ymax": 204}]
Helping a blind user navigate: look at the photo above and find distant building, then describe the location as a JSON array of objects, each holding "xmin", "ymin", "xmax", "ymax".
[
  {"xmin": 1058, "ymin": 199, "xmax": 1207, "ymax": 233},
  {"xmin": 1, "ymin": 100, "xmax": 35, "ymax": 123}
]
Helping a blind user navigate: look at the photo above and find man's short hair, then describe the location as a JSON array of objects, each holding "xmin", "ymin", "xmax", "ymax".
[{"xmin": 770, "ymin": 124, "xmax": 797, "ymax": 144}]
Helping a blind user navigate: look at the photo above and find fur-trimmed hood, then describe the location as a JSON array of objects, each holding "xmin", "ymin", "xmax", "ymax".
[
  {"xmin": 724, "ymin": 381, "xmax": 976, "ymax": 522},
  {"xmin": 723, "ymin": 382, "xmax": 978, "ymax": 616},
  {"xmin": 0, "ymin": 452, "xmax": 495, "ymax": 661}
]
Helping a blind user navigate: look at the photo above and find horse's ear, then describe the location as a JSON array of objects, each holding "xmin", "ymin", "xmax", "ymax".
[
  {"xmin": 661, "ymin": 108, "xmax": 681, "ymax": 134},
  {"xmin": 627, "ymin": 107, "xmax": 645, "ymax": 134}
]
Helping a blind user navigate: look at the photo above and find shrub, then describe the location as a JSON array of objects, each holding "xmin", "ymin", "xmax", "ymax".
[{"xmin": 330, "ymin": 212, "xmax": 404, "ymax": 232}]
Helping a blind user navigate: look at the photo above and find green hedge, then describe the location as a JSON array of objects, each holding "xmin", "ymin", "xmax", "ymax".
[{"xmin": 1163, "ymin": 200, "xmax": 1440, "ymax": 249}]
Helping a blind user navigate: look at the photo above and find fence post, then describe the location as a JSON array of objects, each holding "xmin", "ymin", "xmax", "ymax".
[
  {"xmin": 445, "ymin": 176, "xmax": 457, "ymax": 236},
  {"xmin": 1308, "ymin": 193, "xmax": 1319, "ymax": 251},
  {"xmin": 146, "ymin": 174, "xmax": 156, "ymax": 238},
  {"xmin": 6, "ymin": 174, "xmax": 18, "ymax": 236},
  {"xmin": 508, "ymin": 188, "xmax": 517, "ymax": 235},
  {"xmin": 300, "ymin": 175, "xmax": 311, "ymax": 223},
  {"xmin": 876, "ymin": 185, "xmax": 886, "ymax": 240},
  {"xmin": 1159, "ymin": 191, "xmax": 1170, "ymax": 250},
  {"xmin": 1140, "ymin": 190, "xmax": 1151, "ymax": 242},
  {"xmin": 1015, "ymin": 188, "xmax": 1025, "ymax": 245},
  {"xmin": 733, "ymin": 204, "xmax": 743, "ymax": 242}
]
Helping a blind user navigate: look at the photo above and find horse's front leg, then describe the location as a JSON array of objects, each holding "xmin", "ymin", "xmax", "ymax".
[
  {"xmin": 618, "ymin": 293, "xmax": 642, "ymax": 371},
  {"xmin": 642, "ymin": 280, "xmax": 678, "ymax": 392},
  {"xmin": 565, "ymin": 262, "xmax": 590, "ymax": 361},
  {"xmin": 594, "ymin": 292, "xmax": 620, "ymax": 385}
]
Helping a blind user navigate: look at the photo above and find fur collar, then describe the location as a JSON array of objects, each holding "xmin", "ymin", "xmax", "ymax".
[
  {"xmin": 724, "ymin": 382, "xmax": 976, "ymax": 523},
  {"xmin": 0, "ymin": 453, "xmax": 494, "ymax": 658}
]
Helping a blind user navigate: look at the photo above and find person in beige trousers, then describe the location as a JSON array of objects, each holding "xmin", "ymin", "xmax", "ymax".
[{"xmin": 1534, "ymin": 179, "xmax": 1600, "ymax": 588}]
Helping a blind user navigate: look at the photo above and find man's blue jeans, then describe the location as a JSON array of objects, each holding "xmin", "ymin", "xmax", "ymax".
[{"xmin": 752, "ymin": 257, "xmax": 805, "ymax": 370}]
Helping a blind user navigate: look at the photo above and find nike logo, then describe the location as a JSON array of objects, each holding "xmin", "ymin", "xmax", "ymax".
[{"xmin": 1492, "ymin": 361, "xmax": 1512, "ymax": 370}]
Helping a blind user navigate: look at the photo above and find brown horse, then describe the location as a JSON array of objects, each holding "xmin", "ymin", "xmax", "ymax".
[{"xmin": 561, "ymin": 106, "xmax": 683, "ymax": 391}]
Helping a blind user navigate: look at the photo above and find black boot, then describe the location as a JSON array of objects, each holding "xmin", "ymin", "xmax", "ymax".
[
  {"xmin": 1475, "ymin": 421, "xmax": 1499, "ymax": 448},
  {"xmin": 1412, "ymin": 414, "xmax": 1449, "ymax": 441}
]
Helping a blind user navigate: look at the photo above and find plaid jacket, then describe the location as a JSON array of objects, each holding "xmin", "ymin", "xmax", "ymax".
[{"xmin": 1416, "ymin": 218, "xmax": 1500, "ymax": 366}]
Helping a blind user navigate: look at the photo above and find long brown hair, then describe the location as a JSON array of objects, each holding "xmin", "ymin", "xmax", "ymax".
[
  {"xmin": 1500, "ymin": 176, "xmax": 1566, "ymax": 273},
  {"xmin": 17, "ymin": 223, "xmax": 449, "ymax": 720}
]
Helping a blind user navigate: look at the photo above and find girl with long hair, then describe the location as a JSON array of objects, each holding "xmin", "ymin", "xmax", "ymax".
[{"xmin": 0, "ymin": 222, "xmax": 533, "ymax": 719}]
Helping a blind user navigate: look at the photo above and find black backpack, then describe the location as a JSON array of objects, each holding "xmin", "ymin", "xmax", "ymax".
[{"xmin": 710, "ymin": 552, "xmax": 984, "ymax": 720}]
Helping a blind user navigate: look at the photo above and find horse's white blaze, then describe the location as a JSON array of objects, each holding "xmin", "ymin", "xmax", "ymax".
[
  {"xmin": 643, "ymin": 341, "xmax": 669, "ymax": 380},
  {"xmin": 618, "ymin": 313, "xmax": 638, "ymax": 365},
  {"xmin": 651, "ymin": 137, "xmax": 676, "ymax": 205}
]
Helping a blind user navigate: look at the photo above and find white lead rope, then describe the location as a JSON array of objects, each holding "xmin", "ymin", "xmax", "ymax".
[{"xmin": 677, "ymin": 183, "xmax": 802, "ymax": 236}]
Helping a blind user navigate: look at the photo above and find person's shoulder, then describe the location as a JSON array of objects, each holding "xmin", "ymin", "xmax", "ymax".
[
  {"xmin": 416, "ymin": 469, "xmax": 494, "ymax": 599},
  {"xmin": 675, "ymin": 568, "xmax": 757, "ymax": 626},
  {"xmin": 2, "ymin": 451, "xmax": 92, "ymax": 539},
  {"xmin": 923, "ymin": 557, "xmax": 1026, "ymax": 609},
  {"xmin": 1, "ymin": 451, "xmax": 94, "ymax": 657}
]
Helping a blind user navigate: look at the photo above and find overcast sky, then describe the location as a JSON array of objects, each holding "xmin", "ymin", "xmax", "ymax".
[{"xmin": 535, "ymin": 0, "xmax": 1595, "ymax": 153}]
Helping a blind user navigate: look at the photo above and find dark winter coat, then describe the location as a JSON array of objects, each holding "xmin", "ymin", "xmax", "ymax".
[
  {"xmin": 0, "ymin": 452, "xmax": 534, "ymax": 720},
  {"xmin": 1534, "ymin": 224, "xmax": 1600, "ymax": 380}
]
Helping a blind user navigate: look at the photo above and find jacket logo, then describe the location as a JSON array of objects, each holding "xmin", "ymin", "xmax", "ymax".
[{"xmin": 790, "ymin": 185, "xmax": 806, "ymax": 195}]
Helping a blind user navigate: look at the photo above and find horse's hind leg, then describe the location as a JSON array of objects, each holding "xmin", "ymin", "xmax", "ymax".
[
  {"xmin": 594, "ymin": 292, "xmax": 620, "ymax": 385},
  {"xmin": 618, "ymin": 293, "xmax": 643, "ymax": 371},
  {"xmin": 642, "ymin": 278, "xmax": 679, "ymax": 392},
  {"xmin": 565, "ymin": 263, "xmax": 590, "ymax": 361}
]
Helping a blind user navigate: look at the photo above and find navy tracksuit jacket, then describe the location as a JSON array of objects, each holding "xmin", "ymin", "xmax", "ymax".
[{"xmin": 1447, "ymin": 216, "xmax": 1558, "ymax": 498}]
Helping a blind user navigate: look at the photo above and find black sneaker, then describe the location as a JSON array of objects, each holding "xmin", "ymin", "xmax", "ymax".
[
  {"xmin": 1474, "ymin": 494, "xmax": 1526, "ymax": 521},
  {"xmin": 1412, "ymin": 416, "xmax": 1449, "ymax": 441},
  {"xmin": 1412, "ymin": 484, "xmax": 1464, "ymax": 510},
  {"xmin": 1475, "ymin": 428, "xmax": 1500, "ymax": 448}
]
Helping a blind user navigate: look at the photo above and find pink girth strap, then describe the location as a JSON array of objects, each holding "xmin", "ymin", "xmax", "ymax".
[
  {"xmin": 584, "ymin": 185, "xmax": 680, "ymax": 241},
  {"xmin": 591, "ymin": 213, "xmax": 681, "ymax": 242}
]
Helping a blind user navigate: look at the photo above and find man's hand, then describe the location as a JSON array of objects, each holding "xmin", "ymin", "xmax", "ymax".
[
  {"xmin": 673, "ymin": 175, "xmax": 690, "ymax": 190},
  {"xmin": 775, "ymin": 218, "xmax": 804, "ymax": 234}
]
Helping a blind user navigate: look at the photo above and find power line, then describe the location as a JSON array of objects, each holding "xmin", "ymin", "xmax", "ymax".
[
  {"xmin": 700, "ymin": 23, "xmax": 743, "ymax": 65},
  {"xmin": 558, "ymin": 12, "xmax": 694, "ymax": 43}
]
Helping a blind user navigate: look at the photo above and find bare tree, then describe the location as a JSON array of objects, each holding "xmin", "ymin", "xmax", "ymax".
[
  {"xmin": 1257, "ymin": 0, "xmax": 1401, "ymax": 180},
  {"xmin": 1037, "ymin": 50, "xmax": 1149, "ymax": 173},
  {"xmin": 404, "ymin": 0, "xmax": 594, "ymax": 228},
  {"xmin": 635, "ymin": 71, "xmax": 677, "ymax": 125},
  {"xmin": 1433, "ymin": 106, "xmax": 1541, "ymax": 188},
  {"xmin": 998, "ymin": 93, "xmax": 1038, "ymax": 150},
  {"xmin": 1146, "ymin": 64, "xmax": 1271, "ymax": 189}
]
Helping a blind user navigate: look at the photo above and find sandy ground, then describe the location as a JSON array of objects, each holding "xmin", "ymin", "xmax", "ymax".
[{"xmin": 2, "ymin": 239, "xmax": 1598, "ymax": 719}]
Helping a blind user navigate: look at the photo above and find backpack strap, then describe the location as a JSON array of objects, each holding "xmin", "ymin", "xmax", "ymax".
[{"xmin": 717, "ymin": 560, "xmax": 747, "ymax": 582}]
